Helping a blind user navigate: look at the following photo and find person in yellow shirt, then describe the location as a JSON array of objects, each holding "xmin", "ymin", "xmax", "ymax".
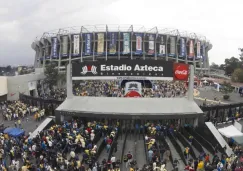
[{"xmin": 197, "ymin": 160, "xmax": 204, "ymax": 171}]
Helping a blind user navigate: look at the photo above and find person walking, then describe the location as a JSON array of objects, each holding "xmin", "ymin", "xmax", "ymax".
[{"xmin": 111, "ymin": 155, "xmax": 116, "ymax": 169}]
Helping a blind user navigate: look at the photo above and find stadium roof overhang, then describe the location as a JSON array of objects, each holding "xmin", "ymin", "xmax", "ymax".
[{"xmin": 55, "ymin": 96, "xmax": 203, "ymax": 119}]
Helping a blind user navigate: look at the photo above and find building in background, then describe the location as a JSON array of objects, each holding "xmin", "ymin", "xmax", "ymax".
[{"xmin": 31, "ymin": 25, "xmax": 212, "ymax": 73}]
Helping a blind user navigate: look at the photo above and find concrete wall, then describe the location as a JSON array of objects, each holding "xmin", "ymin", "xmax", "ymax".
[{"xmin": 7, "ymin": 73, "xmax": 45, "ymax": 101}]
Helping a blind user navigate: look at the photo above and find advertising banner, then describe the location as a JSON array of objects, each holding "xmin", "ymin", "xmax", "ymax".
[
  {"xmin": 180, "ymin": 38, "xmax": 186, "ymax": 57},
  {"xmin": 97, "ymin": 33, "xmax": 104, "ymax": 54},
  {"xmin": 158, "ymin": 35, "xmax": 166, "ymax": 56},
  {"xmin": 85, "ymin": 33, "xmax": 92, "ymax": 55},
  {"xmin": 202, "ymin": 44, "xmax": 206, "ymax": 61},
  {"xmin": 173, "ymin": 63, "xmax": 189, "ymax": 81},
  {"xmin": 72, "ymin": 60, "xmax": 174, "ymax": 79},
  {"xmin": 135, "ymin": 33, "xmax": 143, "ymax": 54},
  {"xmin": 125, "ymin": 81, "xmax": 142, "ymax": 95},
  {"xmin": 109, "ymin": 32, "xmax": 117, "ymax": 54},
  {"xmin": 159, "ymin": 45, "xmax": 166, "ymax": 56},
  {"xmin": 188, "ymin": 40, "xmax": 194, "ymax": 59},
  {"xmin": 170, "ymin": 37, "xmax": 176, "ymax": 56},
  {"xmin": 123, "ymin": 33, "xmax": 130, "ymax": 54},
  {"xmin": 52, "ymin": 37, "xmax": 58, "ymax": 59},
  {"xmin": 73, "ymin": 35, "xmax": 80, "ymax": 56},
  {"xmin": 62, "ymin": 36, "xmax": 68, "ymax": 57},
  {"xmin": 196, "ymin": 41, "xmax": 201, "ymax": 59},
  {"xmin": 45, "ymin": 42, "xmax": 50, "ymax": 59},
  {"xmin": 148, "ymin": 34, "xmax": 155, "ymax": 55}
]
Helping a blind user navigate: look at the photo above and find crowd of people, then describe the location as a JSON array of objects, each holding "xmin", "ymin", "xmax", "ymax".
[
  {"xmin": 73, "ymin": 80, "xmax": 187, "ymax": 98},
  {"xmin": 1, "ymin": 101, "xmax": 45, "ymax": 122},
  {"xmin": 0, "ymin": 118, "xmax": 122, "ymax": 171}
]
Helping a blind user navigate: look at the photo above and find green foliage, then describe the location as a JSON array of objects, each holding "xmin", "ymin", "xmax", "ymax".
[
  {"xmin": 231, "ymin": 68, "xmax": 243, "ymax": 83},
  {"xmin": 44, "ymin": 62, "xmax": 59, "ymax": 89},
  {"xmin": 220, "ymin": 81, "xmax": 234, "ymax": 95}
]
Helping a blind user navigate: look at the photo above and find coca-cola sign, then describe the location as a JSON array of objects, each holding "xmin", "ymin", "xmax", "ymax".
[{"xmin": 173, "ymin": 63, "xmax": 189, "ymax": 81}]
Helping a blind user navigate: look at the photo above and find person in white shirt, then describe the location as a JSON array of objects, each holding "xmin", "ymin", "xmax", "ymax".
[{"xmin": 111, "ymin": 155, "xmax": 116, "ymax": 169}]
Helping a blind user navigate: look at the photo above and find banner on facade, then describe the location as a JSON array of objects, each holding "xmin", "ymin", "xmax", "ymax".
[
  {"xmin": 170, "ymin": 37, "xmax": 176, "ymax": 56},
  {"xmin": 188, "ymin": 40, "xmax": 194, "ymax": 59},
  {"xmin": 45, "ymin": 42, "xmax": 50, "ymax": 59},
  {"xmin": 135, "ymin": 33, "xmax": 143, "ymax": 54},
  {"xmin": 180, "ymin": 38, "xmax": 186, "ymax": 57},
  {"xmin": 85, "ymin": 33, "xmax": 92, "ymax": 55},
  {"xmin": 159, "ymin": 45, "xmax": 166, "ymax": 55},
  {"xmin": 28, "ymin": 81, "xmax": 36, "ymax": 91},
  {"xmin": 97, "ymin": 33, "xmax": 104, "ymax": 54},
  {"xmin": 62, "ymin": 36, "xmax": 68, "ymax": 57},
  {"xmin": 148, "ymin": 34, "xmax": 155, "ymax": 55},
  {"xmin": 52, "ymin": 38, "xmax": 58, "ymax": 59},
  {"xmin": 202, "ymin": 44, "xmax": 206, "ymax": 61},
  {"xmin": 109, "ymin": 32, "xmax": 117, "ymax": 54},
  {"xmin": 123, "ymin": 33, "xmax": 130, "ymax": 54},
  {"xmin": 196, "ymin": 41, "xmax": 201, "ymax": 59},
  {"xmin": 73, "ymin": 35, "xmax": 80, "ymax": 56}
]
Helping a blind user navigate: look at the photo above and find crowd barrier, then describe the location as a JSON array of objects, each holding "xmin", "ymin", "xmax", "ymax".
[
  {"xmin": 185, "ymin": 127, "xmax": 215, "ymax": 155},
  {"xmin": 181, "ymin": 128, "xmax": 203, "ymax": 154},
  {"xmin": 168, "ymin": 132, "xmax": 187, "ymax": 165},
  {"xmin": 143, "ymin": 131, "xmax": 148, "ymax": 163},
  {"xmin": 121, "ymin": 129, "xmax": 128, "ymax": 164},
  {"xmin": 177, "ymin": 132, "xmax": 196, "ymax": 160},
  {"xmin": 108, "ymin": 128, "xmax": 120, "ymax": 160},
  {"xmin": 160, "ymin": 137, "xmax": 173, "ymax": 165}
]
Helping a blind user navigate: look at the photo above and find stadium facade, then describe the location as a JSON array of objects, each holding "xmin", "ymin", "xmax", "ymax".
[{"xmin": 31, "ymin": 25, "xmax": 212, "ymax": 71}]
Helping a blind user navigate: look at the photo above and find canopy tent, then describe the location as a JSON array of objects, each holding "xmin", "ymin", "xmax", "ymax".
[
  {"xmin": 233, "ymin": 136, "xmax": 243, "ymax": 145},
  {"xmin": 3, "ymin": 127, "xmax": 25, "ymax": 138},
  {"xmin": 124, "ymin": 91, "xmax": 142, "ymax": 97},
  {"xmin": 218, "ymin": 125, "xmax": 243, "ymax": 138}
]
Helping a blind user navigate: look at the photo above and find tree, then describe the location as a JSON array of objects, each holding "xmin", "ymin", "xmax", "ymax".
[
  {"xmin": 224, "ymin": 57, "xmax": 240, "ymax": 76},
  {"xmin": 210, "ymin": 62, "xmax": 219, "ymax": 69},
  {"xmin": 44, "ymin": 62, "xmax": 59, "ymax": 89},
  {"xmin": 231, "ymin": 68, "xmax": 243, "ymax": 83},
  {"xmin": 221, "ymin": 81, "xmax": 234, "ymax": 100}
]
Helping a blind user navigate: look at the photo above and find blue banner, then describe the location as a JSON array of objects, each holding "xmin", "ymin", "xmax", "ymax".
[
  {"xmin": 135, "ymin": 33, "xmax": 143, "ymax": 55},
  {"xmin": 52, "ymin": 38, "xmax": 58, "ymax": 59},
  {"xmin": 202, "ymin": 44, "xmax": 206, "ymax": 61},
  {"xmin": 180, "ymin": 38, "xmax": 186, "ymax": 57},
  {"xmin": 85, "ymin": 33, "xmax": 92, "ymax": 55},
  {"xmin": 109, "ymin": 32, "xmax": 117, "ymax": 54}
]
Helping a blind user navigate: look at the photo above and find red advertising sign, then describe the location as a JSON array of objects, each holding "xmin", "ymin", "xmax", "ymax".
[{"xmin": 173, "ymin": 63, "xmax": 189, "ymax": 81}]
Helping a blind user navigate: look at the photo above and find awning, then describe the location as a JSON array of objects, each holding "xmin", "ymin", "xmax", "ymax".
[{"xmin": 218, "ymin": 125, "xmax": 243, "ymax": 138}]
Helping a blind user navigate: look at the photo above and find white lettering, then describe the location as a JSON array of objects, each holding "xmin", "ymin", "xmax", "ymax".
[
  {"xmin": 100, "ymin": 64, "xmax": 163, "ymax": 72},
  {"xmin": 175, "ymin": 70, "xmax": 188, "ymax": 75}
]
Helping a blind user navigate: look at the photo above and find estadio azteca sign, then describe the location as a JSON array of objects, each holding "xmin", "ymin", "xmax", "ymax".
[{"xmin": 72, "ymin": 60, "xmax": 174, "ymax": 79}]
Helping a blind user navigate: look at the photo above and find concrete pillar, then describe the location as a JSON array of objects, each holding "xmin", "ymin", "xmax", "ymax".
[
  {"xmin": 66, "ymin": 63, "xmax": 73, "ymax": 99},
  {"xmin": 188, "ymin": 65, "xmax": 195, "ymax": 101}
]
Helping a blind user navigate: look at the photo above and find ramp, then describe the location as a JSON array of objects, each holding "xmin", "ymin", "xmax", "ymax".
[
  {"xmin": 205, "ymin": 122, "xmax": 234, "ymax": 156},
  {"xmin": 29, "ymin": 117, "xmax": 54, "ymax": 139}
]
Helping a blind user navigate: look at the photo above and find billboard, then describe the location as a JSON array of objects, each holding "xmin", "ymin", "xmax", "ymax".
[
  {"xmin": 158, "ymin": 35, "xmax": 166, "ymax": 56},
  {"xmin": 125, "ymin": 81, "xmax": 142, "ymax": 95},
  {"xmin": 135, "ymin": 33, "xmax": 143, "ymax": 54},
  {"xmin": 169, "ymin": 37, "xmax": 176, "ymax": 56},
  {"xmin": 123, "ymin": 33, "xmax": 130, "ymax": 54},
  {"xmin": 188, "ymin": 40, "xmax": 194, "ymax": 59},
  {"xmin": 180, "ymin": 38, "xmax": 186, "ymax": 57},
  {"xmin": 109, "ymin": 32, "xmax": 117, "ymax": 54},
  {"xmin": 148, "ymin": 34, "xmax": 155, "ymax": 55},
  {"xmin": 196, "ymin": 41, "xmax": 201, "ymax": 59},
  {"xmin": 73, "ymin": 35, "xmax": 80, "ymax": 56},
  {"xmin": 97, "ymin": 33, "xmax": 104, "ymax": 54},
  {"xmin": 85, "ymin": 33, "xmax": 92, "ymax": 55},
  {"xmin": 52, "ymin": 37, "xmax": 58, "ymax": 59},
  {"xmin": 62, "ymin": 36, "xmax": 68, "ymax": 57},
  {"xmin": 0, "ymin": 76, "xmax": 8, "ymax": 96},
  {"xmin": 72, "ymin": 60, "xmax": 174, "ymax": 80}
]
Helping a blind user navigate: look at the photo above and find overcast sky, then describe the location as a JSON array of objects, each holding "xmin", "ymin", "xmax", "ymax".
[{"xmin": 0, "ymin": 0, "xmax": 243, "ymax": 66}]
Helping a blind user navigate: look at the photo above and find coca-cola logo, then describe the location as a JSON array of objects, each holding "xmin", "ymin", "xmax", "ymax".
[{"xmin": 174, "ymin": 63, "xmax": 189, "ymax": 80}]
